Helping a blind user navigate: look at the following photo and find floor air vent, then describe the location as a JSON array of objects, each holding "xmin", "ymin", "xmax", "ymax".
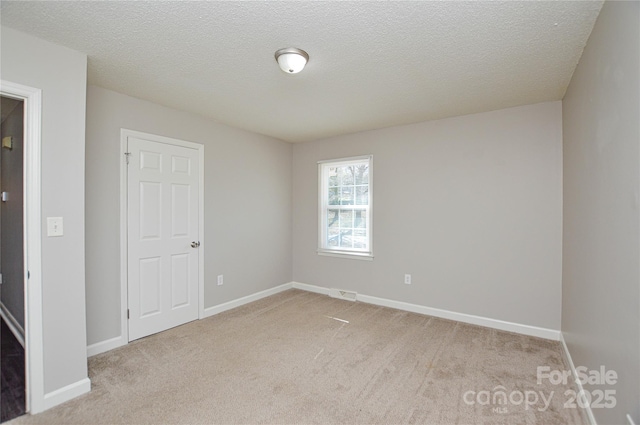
[{"xmin": 328, "ymin": 288, "xmax": 357, "ymax": 302}]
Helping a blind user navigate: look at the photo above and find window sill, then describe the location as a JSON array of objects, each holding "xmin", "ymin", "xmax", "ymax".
[{"xmin": 317, "ymin": 250, "xmax": 374, "ymax": 261}]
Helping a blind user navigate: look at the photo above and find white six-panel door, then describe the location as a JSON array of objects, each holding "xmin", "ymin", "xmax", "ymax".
[{"xmin": 127, "ymin": 135, "xmax": 201, "ymax": 341}]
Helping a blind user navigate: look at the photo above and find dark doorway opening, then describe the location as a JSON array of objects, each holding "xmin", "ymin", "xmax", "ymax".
[
  {"xmin": 0, "ymin": 95, "xmax": 26, "ymax": 422},
  {"xmin": 1, "ymin": 318, "xmax": 25, "ymax": 421}
]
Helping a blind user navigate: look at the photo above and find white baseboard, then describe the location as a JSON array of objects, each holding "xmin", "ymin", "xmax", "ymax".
[
  {"xmin": 0, "ymin": 300, "xmax": 25, "ymax": 348},
  {"xmin": 358, "ymin": 293, "xmax": 561, "ymax": 340},
  {"xmin": 292, "ymin": 281, "xmax": 330, "ymax": 295},
  {"xmin": 293, "ymin": 282, "xmax": 560, "ymax": 341},
  {"xmin": 87, "ymin": 335, "xmax": 126, "ymax": 357},
  {"xmin": 559, "ymin": 333, "xmax": 597, "ymax": 425},
  {"xmin": 202, "ymin": 282, "xmax": 293, "ymax": 318},
  {"xmin": 87, "ymin": 283, "xmax": 294, "ymax": 357},
  {"xmin": 42, "ymin": 377, "xmax": 91, "ymax": 411},
  {"xmin": 89, "ymin": 280, "xmax": 558, "ymax": 359}
]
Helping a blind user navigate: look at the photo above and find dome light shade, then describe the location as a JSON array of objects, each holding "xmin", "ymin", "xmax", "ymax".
[{"xmin": 275, "ymin": 48, "xmax": 309, "ymax": 74}]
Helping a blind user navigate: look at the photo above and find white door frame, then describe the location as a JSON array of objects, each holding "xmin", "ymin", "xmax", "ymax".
[
  {"xmin": 119, "ymin": 129, "xmax": 205, "ymax": 343},
  {"xmin": 0, "ymin": 80, "xmax": 45, "ymax": 414}
]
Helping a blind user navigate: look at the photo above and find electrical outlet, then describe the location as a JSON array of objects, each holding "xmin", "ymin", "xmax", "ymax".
[
  {"xmin": 404, "ymin": 274, "xmax": 411, "ymax": 284},
  {"xmin": 217, "ymin": 275, "xmax": 223, "ymax": 286}
]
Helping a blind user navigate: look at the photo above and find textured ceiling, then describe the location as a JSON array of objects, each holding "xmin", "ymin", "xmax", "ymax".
[{"xmin": 1, "ymin": 1, "xmax": 603, "ymax": 143}]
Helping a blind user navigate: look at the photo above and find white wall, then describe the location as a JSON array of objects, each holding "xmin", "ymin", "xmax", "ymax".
[
  {"xmin": 293, "ymin": 101, "xmax": 563, "ymax": 330},
  {"xmin": 0, "ymin": 27, "xmax": 89, "ymax": 395},
  {"xmin": 562, "ymin": 1, "xmax": 640, "ymax": 424},
  {"xmin": 85, "ymin": 85, "xmax": 292, "ymax": 346}
]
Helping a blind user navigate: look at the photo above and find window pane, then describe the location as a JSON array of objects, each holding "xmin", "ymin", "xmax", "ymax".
[
  {"xmin": 328, "ymin": 188, "xmax": 339, "ymax": 205},
  {"xmin": 340, "ymin": 210, "xmax": 353, "ymax": 227},
  {"xmin": 339, "ymin": 229, "xmax": 352, "ymax": 248},
  {"xmin": 355, "ymin": 165, "xmax": 369, "ymax": 185},
  {"xmin": 354, "ymin": 210, "xmax": 366, "ymax": 228},
  {"xmin": 356, "ymin": 186, "xmax": 368, "ymax": 205},
  {"xmin": 354, "ymin": 229, "xmax": 367, "ymax": 248},
  {"xmin": 327, "ymin": 210, "xmax": 339, "ymax": 228},
  {"xmin": 328, "ymin": 228, "xmax": 339, "ymax": 247},
  {"xmin": 340, "ymin": 187, "xmax": 353, "ymax": 205},
  {"xmin": 341, "ymin": 166, "xmax": 354, "ymax": 185},
  {"xmin": 328, "ymin": 167, "xmax": 339, "ymax": 187}
]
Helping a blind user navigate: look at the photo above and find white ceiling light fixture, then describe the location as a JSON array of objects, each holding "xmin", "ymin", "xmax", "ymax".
[{"xmin": 274, "ymin": 47, "xmax": 309, "ymax": 74}]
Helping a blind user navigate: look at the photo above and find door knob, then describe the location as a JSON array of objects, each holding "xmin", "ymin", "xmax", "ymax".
[{"xmin": 191, "ymin": 241, "xmax": 200, "ymax": 248}]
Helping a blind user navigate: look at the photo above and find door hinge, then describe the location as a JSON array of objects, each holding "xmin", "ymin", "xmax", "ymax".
[
  {"xmin": 124, "ymin": 152, "xmax": 131, "ymax": 165},
  {"xmin": 127, "ymin": 309, "xmax": 130, "ymax": 319}
]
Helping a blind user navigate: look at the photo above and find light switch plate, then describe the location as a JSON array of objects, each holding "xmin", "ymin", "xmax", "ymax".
[
  {"xmin": 47, "ymin": 217, "xmax": 64, "ymax": 237},
  {"xmin": 2, "ymin": 136, "xmax": 12, "ymax": 150}
]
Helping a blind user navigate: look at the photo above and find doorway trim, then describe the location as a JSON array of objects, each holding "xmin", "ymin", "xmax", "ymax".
[
  {"xmin": 119, "ymin": 129, "xmax": 205, "ymax": 343},
  {"xmin": 0, "ymin": 80, "xmax": 45, "ymax": 414}
]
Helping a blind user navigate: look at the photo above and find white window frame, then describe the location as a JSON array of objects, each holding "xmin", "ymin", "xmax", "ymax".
[{"xmin": 318, "ymin": 155, "xmax": 373, "ymax": 260}]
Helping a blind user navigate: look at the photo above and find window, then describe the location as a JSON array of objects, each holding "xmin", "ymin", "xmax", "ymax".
[{"xmin": 318, "ymin": 155, "xmax": 372, "ymax": 259}]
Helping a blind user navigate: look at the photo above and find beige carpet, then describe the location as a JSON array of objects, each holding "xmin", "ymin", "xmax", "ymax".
[{"xmin": 10, "ymin": 289, "xmax": 588, "ymax": 424}]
